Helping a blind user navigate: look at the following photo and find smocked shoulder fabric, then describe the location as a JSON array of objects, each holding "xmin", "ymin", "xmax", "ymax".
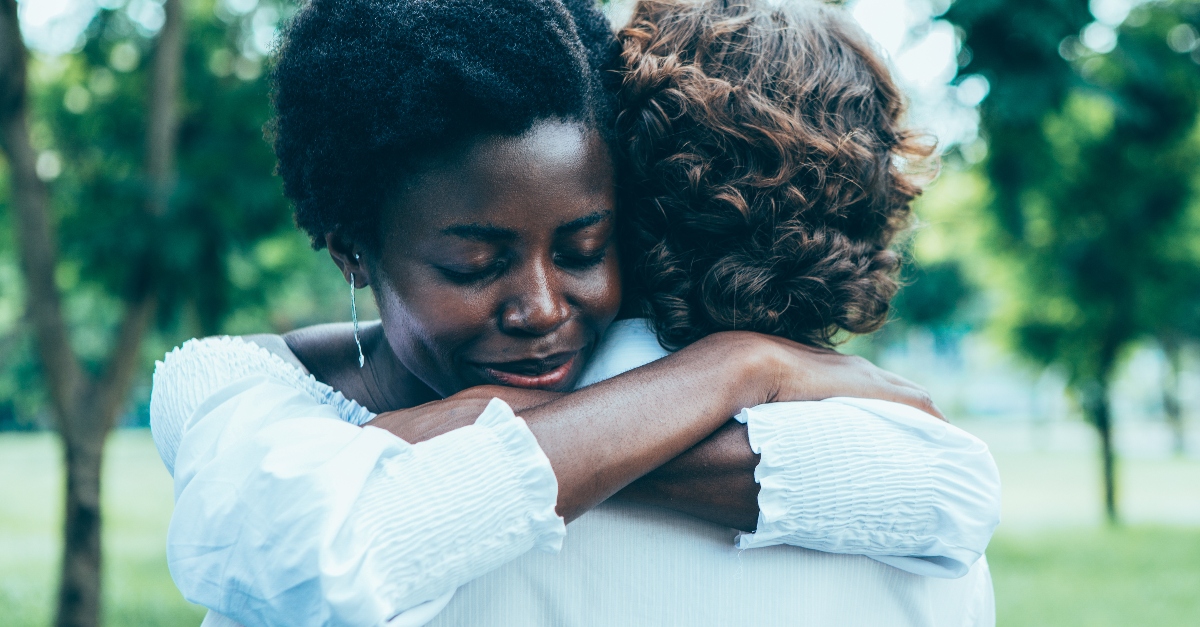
[
  {"xmin": 150, "ymin": 336, "xmax": 374, "ymax": 475},
  {"xmin": 151, "ymin": 337, "xmax": 565, "ymax": 626}
]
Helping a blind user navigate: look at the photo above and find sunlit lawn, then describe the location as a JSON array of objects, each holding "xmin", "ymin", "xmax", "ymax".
[
  {"xmin": 1, "ymin": 430, "xmax": 1198, "ymax": 626},
  {"xmin": 0, "ymin": 432, "xmax": 204, "ymax": 626},
  {"xmin": 989, "ymin": 527, "xmax": 1200, "ymax": 627}
]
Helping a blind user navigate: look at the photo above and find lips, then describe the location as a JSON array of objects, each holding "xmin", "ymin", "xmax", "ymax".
[{"xmin": 471, "ymin": 351, "xmax": 581, "ymax": 390}]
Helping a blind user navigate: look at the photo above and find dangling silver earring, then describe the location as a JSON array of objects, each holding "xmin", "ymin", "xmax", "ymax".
[{"xmin": 350, "ymin": 255, "xmax": 365, "ymax": 368}]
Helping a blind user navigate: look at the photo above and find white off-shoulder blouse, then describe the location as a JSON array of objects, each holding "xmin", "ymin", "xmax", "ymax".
[{"xmin": 150, "ymin": 318, "xmax": 1001, "ymax": 627}]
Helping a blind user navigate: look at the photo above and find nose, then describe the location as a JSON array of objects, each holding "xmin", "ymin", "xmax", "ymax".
[{"xmin": 500, "ymin": 257, "xmax": 571, "ymax": 337}]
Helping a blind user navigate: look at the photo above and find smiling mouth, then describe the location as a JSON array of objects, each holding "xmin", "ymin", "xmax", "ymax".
[{"xmin": 473, "ymin": 352, "xmax": 580, "ymax": 390}]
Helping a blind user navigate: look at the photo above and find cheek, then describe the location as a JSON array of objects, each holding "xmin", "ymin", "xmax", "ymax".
[
  {"xmin": 574, "ymin": 255, "xmax": 622, "ymax": 325},
  {"xmin": 379, "ymin": 270, "xmax": 497, "ymax": 362}
]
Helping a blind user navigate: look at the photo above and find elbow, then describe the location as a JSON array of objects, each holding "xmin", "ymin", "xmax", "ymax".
[
  {"xmin": 943, "ymin": 445, "xmax": 1003, "ymax": 564},
  {"xmin": 971, "ymin": 446, "xmax": 1003, "ymax": 539},
  {"xmin": 149, "ymin": 358, "xmax": 185, "ymax": 476}
]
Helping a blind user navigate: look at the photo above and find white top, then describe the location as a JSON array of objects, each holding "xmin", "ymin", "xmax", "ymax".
[
  {"xmin": 425, "ymin": 503, "xmax": 995, "ymax": 627},
  {"xmin": 151, "ymin": 319, "xmax": 1000, "ymax": 627}
]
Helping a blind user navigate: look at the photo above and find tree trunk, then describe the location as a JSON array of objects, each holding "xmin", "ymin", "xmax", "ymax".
[
  {"xmin": 146, "ymin": 0, "xmax": 184, "ymax": 217},
  {"xmin": 1097, "ymin": 389, "xmax": 1116, "ymax": 525},
  {"xmin": 1162, "ymin": 338, "xmax": 1185, "ymax": 457},
  {"xmin": 1081, "ymin": 380, "xmax": 1117, "ymax": 525},
  {"xmin": 55, "ymin": 436, "xmax": 105, "ymax": 627}
]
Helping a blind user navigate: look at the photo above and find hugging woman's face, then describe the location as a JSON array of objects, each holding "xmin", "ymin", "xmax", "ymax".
[{"xmin": 338, "ymin": 121, "xmax": 621, "ymax": 397}]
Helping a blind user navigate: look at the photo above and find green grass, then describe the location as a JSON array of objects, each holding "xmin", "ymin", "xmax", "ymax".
[
  {"xmin": 1, "ymin": 431, "xmax": 1198, "ymax": 626},
  {"xmin": 0, "ymin": 432, "xmax": 204, "ymax": 627},
  {"xmin": 988, "ymin": 527, "xmax": 1200, "ymax": 627}
]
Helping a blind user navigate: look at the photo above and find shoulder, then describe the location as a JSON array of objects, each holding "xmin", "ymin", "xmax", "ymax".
[
  {"xmin": 149, "ymin": 335, "xmax": 319, "ymax": 474},
  {"xmin": 575, "ymin": 318, "xmax": 671, "ymax": 388},
  {"xmin": 152, "ymin": 335, "xmax": 308, "ymax": 396},
  {"xmin": 150, "ymin": 332, "xmax": 378, "ymax": 474},
  {"xmin": 241, "ymin": 333, "xmax": 308, "ymax": 374},
  {"xmin": 281, "ymin": 322, "xmax": 378, "ymax": 393}
]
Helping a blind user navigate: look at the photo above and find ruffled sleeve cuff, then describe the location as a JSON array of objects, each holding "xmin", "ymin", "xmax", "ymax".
[
  {"xmin": 469, "ymin": 397, "xmax": 566, "ymax": 552},
  {"xmin": 732, "ymin": 399, "xmax": 1001, "ymax": 579},
  {"xmin": 343, "ymin": 399, "xmax": 566, "ymax": 618}
]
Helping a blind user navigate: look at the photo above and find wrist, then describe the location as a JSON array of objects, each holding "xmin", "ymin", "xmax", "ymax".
[{"xmin": 694, "ymin": 332, "xmax": 781, "ymax": 412}]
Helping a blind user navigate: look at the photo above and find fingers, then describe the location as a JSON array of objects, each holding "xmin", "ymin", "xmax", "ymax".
[
  {"xmin": 767, "ymin": 337, "xmax": 947, "ymax": 421},
  {"xmin": 884, "ymin": 379, "xmax": 945, "ymax": 421},
  {"xmin": 862, "ymin": 364, "xmax": 946, "ymax": 422}
]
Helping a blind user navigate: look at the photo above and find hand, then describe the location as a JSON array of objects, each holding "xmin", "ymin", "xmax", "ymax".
[
  {"xmin": 366, "ymin": 386, "xmax": 563, "ymax": 444},
  {"xmin": 689, "ymin": 331, "xmax": 944, "ymax": 420}
]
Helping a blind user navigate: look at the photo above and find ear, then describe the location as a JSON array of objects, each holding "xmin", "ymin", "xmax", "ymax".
[{"xmin": 326, "ymin": 232, "xmax": 370, "ymax": 288}]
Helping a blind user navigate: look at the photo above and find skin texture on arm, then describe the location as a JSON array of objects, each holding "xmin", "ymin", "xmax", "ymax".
[
  {"xmin": 394, "ymin": 385, "xmax": 759, "ymax": 529},
  {"xmin": 370, "ymin": 330, "xmax": 939, "ymax": 524},
  {"xmin": 616, "ymin": 420, "xmax": 760, "ymax": 531},
  {"xmin": 516, "ymin": 334, "xmax": 762, "ymax": 522},
  {"xmin": 369, "ymin": 333, "xmax": 762, "ymax": 523}
]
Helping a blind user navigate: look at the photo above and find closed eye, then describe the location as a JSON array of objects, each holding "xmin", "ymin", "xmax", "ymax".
[
  {"xmin": 554, "ymin": 249, "xmax": 607, "ymax": 270},
  {"xmin": 438, "ymin": 260, "xmax": 509, "ymax": 284}
]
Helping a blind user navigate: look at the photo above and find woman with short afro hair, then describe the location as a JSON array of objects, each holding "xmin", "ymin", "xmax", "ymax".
[
  {"xmin": 272, "ymin": 0, "xmax": 622, "ymax": 254},
  {"xmin": 149, "ymin": 1, "xmax": 999, "ymax": 625}
]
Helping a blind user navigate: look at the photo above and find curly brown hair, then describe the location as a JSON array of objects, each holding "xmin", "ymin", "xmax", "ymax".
[{"xmin": 616, "ymin": 0, "xmax": 934, "ymax": 349}]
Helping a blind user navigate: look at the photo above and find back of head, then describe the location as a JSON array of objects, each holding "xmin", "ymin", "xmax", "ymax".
[
  {"xmin": 271, "ymin": 0, "xmax": 618, "ymax": 252},
  {"xmin": 617, "ymin": 0, "xmax": 933, "ymax": 349}
]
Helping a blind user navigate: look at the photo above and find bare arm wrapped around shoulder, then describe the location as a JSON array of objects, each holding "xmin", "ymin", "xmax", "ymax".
[{"xmin": 370, "ymin": 331, "xmax": 941, "ymax": 525}]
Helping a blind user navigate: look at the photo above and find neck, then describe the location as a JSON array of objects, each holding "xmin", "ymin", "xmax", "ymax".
[{"xmin": 359, "ymin": 322, "xmax": 442, "ymax": 412}]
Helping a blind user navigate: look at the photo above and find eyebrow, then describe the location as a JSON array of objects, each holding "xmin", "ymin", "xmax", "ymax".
[
  {"xmin": 440, "ymin": 210, "xmax": 612, "ymax": 241},
  {"xmin": 556, "ymin": 210, "xmax": 612, "ymax": 235},
  {"xmin": 441, "ymin": 223, "xmax": 517, "ymax": 241}
]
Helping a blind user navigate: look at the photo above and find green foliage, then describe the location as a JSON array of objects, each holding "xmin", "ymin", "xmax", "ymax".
[
  {"xmin": 34, "ymin": 4, "xmax": 292, "ymax": 334},
  {"xmin": 0, "ymin": 1, "xmax": 357, "ymax": 428},
  {"xmin": 894, "ymin": 259, "xmax": 973, "ymax": 329},
  {"xmin": 946, "ymin": 0, "xmax": 1200, "ymax": 386},
  {"xmin": 943, "ymin": 0, "xmax": 1200, "ymax": 522}
]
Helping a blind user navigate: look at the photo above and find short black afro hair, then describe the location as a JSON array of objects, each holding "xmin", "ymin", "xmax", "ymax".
[{"xmin": 271, "ymin": 0, "xmax": 619, "ymax": 251}]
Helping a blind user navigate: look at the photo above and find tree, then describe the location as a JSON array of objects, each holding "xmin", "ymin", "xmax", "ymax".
[
  {"xmin": 946, "ymin": 0, "xmax": 1200, "ymax": 522},
  {"xmin": 0, "ymin": 1, "xmax": 338, "ymax": 623},
  {"xmin": 0, "ymin": 1, "xmax": 181, "ymax": 624}
]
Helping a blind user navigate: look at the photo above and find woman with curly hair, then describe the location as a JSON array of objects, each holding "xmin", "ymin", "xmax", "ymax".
[
  {"xmin": 430, "ymin": 2, "xmax": 997, "ymax": 624},
  {"xmin": 615, "ymin": 0, "xmax": 931, "ymax": 351},
  {"xmin": 150, "ymin": 0, "xmax": 998, "ymax": 625}
]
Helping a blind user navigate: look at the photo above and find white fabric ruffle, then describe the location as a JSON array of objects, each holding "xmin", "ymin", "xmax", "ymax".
[
  {"xmin": 153, "ymin": 339, "xmax": 564, "ymax": 626},
  {"xmin": 151, "ymin": 335, "xmax": 374, "ymax": 475},
  {"xmin": 734, "ymin": 398, "xmax": 1001, "ymax": 578},
  {"xmin": 582, "ymin": 318, "xmax": 1001, "ymax": 578}
]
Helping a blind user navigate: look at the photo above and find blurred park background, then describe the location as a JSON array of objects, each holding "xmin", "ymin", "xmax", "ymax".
[{"xmin": 0, "ymin": 0, "xmax": 1198, "ymax": 625}]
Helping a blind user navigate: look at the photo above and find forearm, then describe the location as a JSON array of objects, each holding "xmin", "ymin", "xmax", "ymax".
[
  {"xmin": 451, "ymin": 387, "xmax": 762, "ymax": 529},
  {"xmin": 523, "ymin": 334, "xmax": 771, "ymax": 521},
  {"xmin": 439, "ymin": 385, "xmax": 761, "ymax": 528},
  {"xmin": 616, "ymin": 419, "xmax": 761, "ymax": 531},
  {"xmin": 381, "ymin": 330, "xmax": 949, "ymax": 530}
]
